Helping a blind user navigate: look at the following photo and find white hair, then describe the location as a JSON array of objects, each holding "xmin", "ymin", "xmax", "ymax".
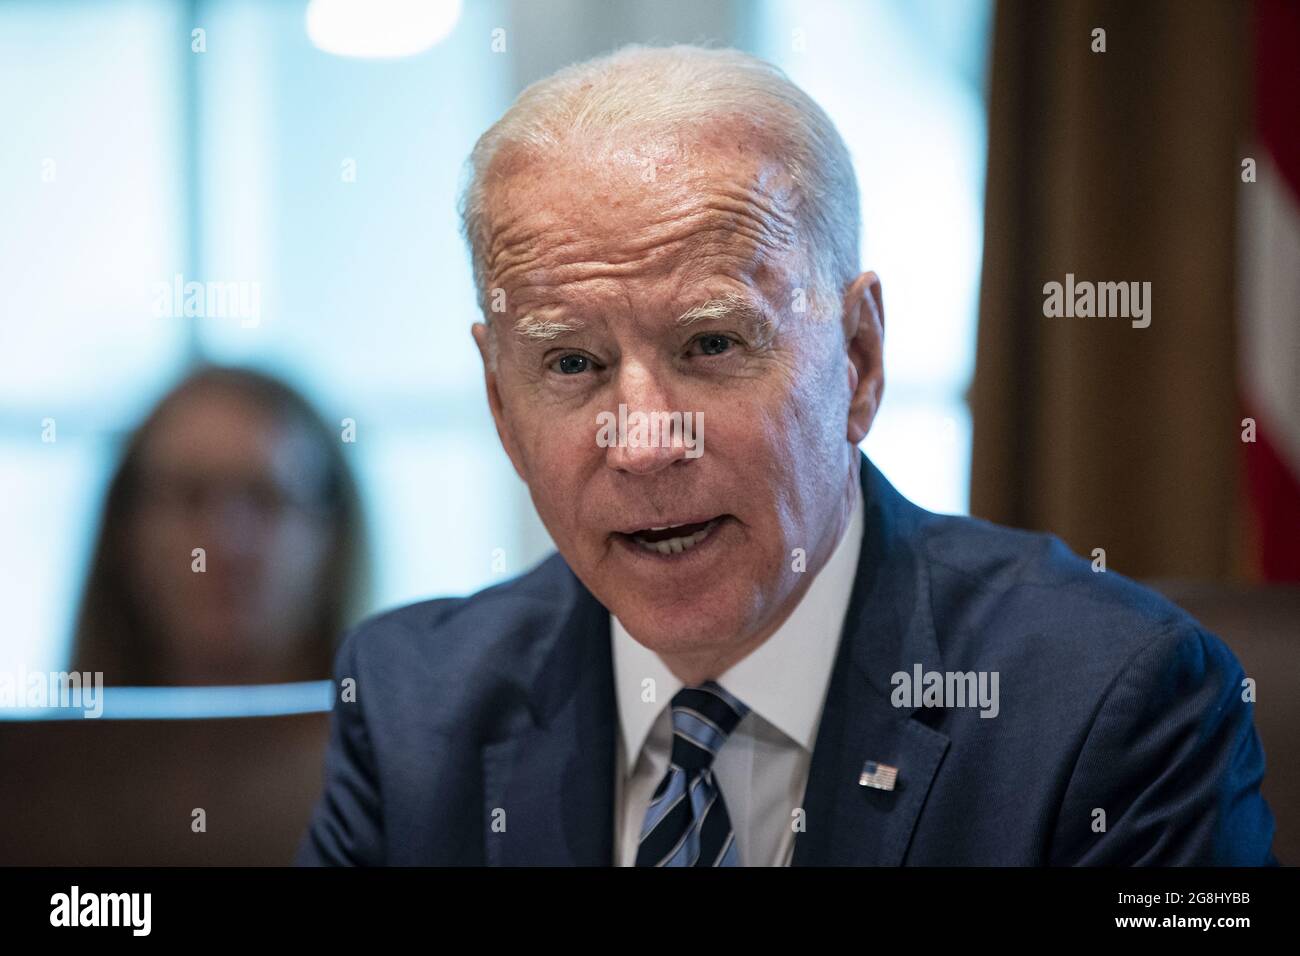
[{"xmin": 457, "ymin": 43, "xmax": 860, "ymax": 329}]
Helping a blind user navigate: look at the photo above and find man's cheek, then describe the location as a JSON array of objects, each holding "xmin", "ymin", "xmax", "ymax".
[
  {"xmin": 520, "ymin": 419, "xmax": 594, "ymax": 501},
  {"xmin": 539, "ymin": 415, "xmax": 600, "ymax": 464},
  {"xmin": 510, "ymin": 410, "xmax": 576, "ymax": 468}
]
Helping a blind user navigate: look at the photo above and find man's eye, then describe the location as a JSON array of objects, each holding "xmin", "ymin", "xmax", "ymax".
[
  {"xmin": 691, "ymin": 334, "xmax": 735, "ymax": 357},
  {"xmin": 554, "ymin": 354, "xmax": 591, "ymax": 375}
]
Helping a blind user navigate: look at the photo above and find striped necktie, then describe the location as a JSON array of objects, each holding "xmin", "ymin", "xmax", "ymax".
[{"xmin": 635, "ymin": 681, "xmax": 750, "ymax": 867}]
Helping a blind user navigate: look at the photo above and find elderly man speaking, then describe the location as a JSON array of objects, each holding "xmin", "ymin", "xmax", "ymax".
[{"xmin": 298, "ymin": 45, "xmax": 1276, "ymax": 867}]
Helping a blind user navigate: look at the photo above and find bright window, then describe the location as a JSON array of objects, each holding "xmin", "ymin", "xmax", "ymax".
[{"xmin": 757, "ymin": 0, "xmax": 992, "ymax": 515}]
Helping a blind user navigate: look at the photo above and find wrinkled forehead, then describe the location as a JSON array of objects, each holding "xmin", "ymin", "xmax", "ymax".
[{"xmin": 481, "ymin": 130, "xmax": 807, "ymax": 296}]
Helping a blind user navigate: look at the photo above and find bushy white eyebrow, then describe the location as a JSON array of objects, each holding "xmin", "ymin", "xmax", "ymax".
[
  {"xmin": 513, "ymin": 315, "xmax": 580, "ymax": 341},
  {"xmin": 677, "ymin": 294, "xmax": 775, "ymax": 341},
  {"xmin": 510, "ymin": 293, "xmax": 774, "ymax": 343}
]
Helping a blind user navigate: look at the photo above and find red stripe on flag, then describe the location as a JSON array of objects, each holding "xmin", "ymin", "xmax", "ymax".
[
  {"xmin": 1256, "ymin": 0, "xmax": 1300, "ymax": 198},
  {"xmin": 1243, "ymin": 411, "xmax": 1300, "ymax": 581}
]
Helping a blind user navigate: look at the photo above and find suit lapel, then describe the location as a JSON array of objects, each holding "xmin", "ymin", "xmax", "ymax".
[
  {"xmin": 792, "ymin": 457, "xmax": 951, "ymax": 866},
  {"xmin": 482, "ymin": 568, "xmax": 616, "ymax": 865}
]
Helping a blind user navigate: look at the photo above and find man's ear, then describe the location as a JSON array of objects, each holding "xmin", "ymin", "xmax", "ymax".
[
  {"xmin": 841, "ymin": 271, "xmax": 885, "ymax": 445},
  {"xmin": 472, "ymin": 321, "xmax": 526, "ymax": 480}
]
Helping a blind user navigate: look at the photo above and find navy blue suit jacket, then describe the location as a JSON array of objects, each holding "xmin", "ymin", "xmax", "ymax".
[{"xmin": 297, "ymin": 457, "xmax": 1277, "ymax": 865}]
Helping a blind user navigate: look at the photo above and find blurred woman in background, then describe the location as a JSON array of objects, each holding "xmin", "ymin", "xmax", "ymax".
[{"xmin": 71, "ymin": 365, "xmax": 368, "ymax": 685}]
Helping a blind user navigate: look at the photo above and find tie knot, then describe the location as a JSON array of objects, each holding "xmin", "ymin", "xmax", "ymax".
[{"xmin": 668, "ymin": 681, "xmax": 750, "ymax": 773}]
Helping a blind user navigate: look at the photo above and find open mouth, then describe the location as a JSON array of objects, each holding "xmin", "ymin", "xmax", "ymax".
[{"xmin": 619, "ymin": 516, "xmax": 726, "ymax": 556}]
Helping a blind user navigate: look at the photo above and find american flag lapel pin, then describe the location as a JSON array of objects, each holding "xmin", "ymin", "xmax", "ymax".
[{"xmin": 859, "ymin": 760, "xmax": 898, "ymax": 791}]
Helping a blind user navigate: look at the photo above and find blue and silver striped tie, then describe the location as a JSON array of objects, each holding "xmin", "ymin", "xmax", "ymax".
[{"xmin": 635, "ymin": 681, "xmax": 750, "ymax": 867}]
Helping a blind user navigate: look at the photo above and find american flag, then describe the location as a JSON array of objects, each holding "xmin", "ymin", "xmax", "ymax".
[{"xmin": 859, "ymin": 760, "xmax": 898, "ymax": 791}]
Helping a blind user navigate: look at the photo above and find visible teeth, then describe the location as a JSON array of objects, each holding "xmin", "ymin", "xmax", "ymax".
[{"xmin": 634, "ymin": 520, "xmax": 717, "ymax": 555}]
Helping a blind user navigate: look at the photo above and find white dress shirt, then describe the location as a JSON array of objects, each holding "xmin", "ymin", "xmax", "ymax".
[{"xmin": 611, "ymin": 483, "xmax": 864, "ymax": 866}]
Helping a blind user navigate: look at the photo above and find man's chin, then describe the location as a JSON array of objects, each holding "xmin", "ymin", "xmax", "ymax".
[{"xmin": 606, "ymin": 597, "xmax": 754, "ymax": 659}]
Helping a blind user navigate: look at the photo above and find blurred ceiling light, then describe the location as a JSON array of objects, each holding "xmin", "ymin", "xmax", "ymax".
[{"xmin": 305, "ymin": 0, "xmax": 462, "ymax": 59}]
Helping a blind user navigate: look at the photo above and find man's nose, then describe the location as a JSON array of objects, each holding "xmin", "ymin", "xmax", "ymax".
[
  {"xmin": 605, "ymin": 425, "xmax": 691, "ymax": 475},
  {"xmin": 603, "ymin": 364, "xmax": 693, "ymax": 476}
]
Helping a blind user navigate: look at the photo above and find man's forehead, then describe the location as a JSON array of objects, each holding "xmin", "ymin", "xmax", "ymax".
[
  {"xmin": 491, "ymin": 138, "xmax": 798, "ymax": 220},
  {"xmin": 483, "ymin": 143, "xmax": 803, "ymax": 297}
]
